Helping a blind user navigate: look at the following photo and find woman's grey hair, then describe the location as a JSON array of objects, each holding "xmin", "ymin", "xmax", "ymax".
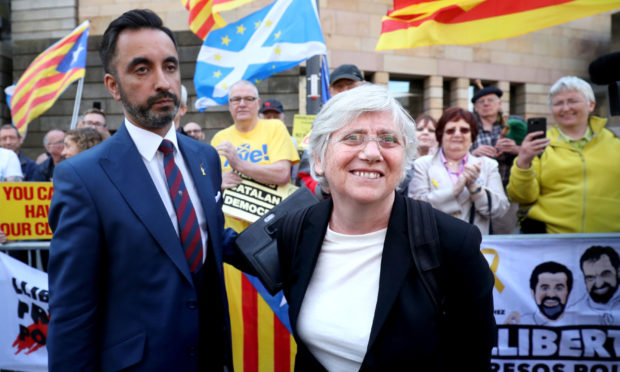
[
  {"xmin": 308, "ymin": 83, "xmax": 417, "ymax": 192},
  {"xmin": 549, "ymin": 76, "xmax": 595, "ymax": 106}
]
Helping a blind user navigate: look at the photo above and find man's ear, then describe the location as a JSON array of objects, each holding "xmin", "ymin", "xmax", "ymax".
[{"xmin": 104, "ymin": 73, "xmax": 121, "ymax": 101}]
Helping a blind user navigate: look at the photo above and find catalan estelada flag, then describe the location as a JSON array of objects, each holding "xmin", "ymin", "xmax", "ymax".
[
  {"xmin": 10, "ymin": 21, "xmax": 89, "ymax": 135},
  {"xmin": 224, "ymin": 264, "xmax": 296, "ymax": 372},
  {"xmin": 376, "ymin": 0, "xmax": 620, "ymax": 50}
]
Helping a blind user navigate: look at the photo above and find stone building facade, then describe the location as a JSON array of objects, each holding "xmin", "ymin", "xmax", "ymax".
[{"xmin": 4, "ymin": 0, "xmax": 619, "ymax": 157}]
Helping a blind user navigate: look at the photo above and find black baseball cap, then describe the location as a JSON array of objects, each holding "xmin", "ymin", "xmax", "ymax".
[
  {"xmin": 329, "ymin": 64, "xmax": 363, "ymax": 86},
  {"xmin": 260, "ymin": 99, "xmax": 284, "ymax": 113},
  {"xmin": 471, "ymin": 86, "xmax": 503, "ymax": 104}
]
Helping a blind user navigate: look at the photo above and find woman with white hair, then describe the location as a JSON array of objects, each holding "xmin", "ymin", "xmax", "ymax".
[
  {"xmin": 275, "ymin": 83, "xmax": 496, "ymax": 371},
  {"xmin": 507, "ymin": 76, "xmax": 620, "ymax": 233}
]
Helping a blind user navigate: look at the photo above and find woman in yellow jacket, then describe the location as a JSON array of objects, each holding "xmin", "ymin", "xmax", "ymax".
[{"xmin": 507, "ymin": 76, "xmax": 620, "ymax": 233}]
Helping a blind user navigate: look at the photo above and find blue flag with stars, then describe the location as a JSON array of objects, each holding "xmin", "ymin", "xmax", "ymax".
[{"xmin": 194, "ymin": 0, "xmax": 327, "ymax": 110}]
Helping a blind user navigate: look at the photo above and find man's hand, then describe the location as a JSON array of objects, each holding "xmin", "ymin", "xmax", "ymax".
[
  {"xmin": 0, "ymin": 228, "xmax": 7, "ymax": 244},
  {"xmin": 222, "ymin": 171, "xmax": 242, "ymax": 190},
  {"xmin": 495, "ymin": 138, "xmax": 520, "ymax": 155},
  {"xmin": 515, "ymin": 132, "xmax": 550, "ymax": 169},
  {"xmin": 471, "ymin": 145, "xmax": 497, "ymax": 158},
  {"xmin": 216, "ymin": 141, "xmax": 240, "ymax": 169}
]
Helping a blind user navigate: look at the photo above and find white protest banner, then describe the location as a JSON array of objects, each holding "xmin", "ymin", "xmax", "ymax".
[
  {"xmin": 222, "ymin": 178, "xmax": 297, "ymax": 223},
  {"xmin": 0, "ymin": 251, "xmax": 48, "ymax": 371},
  {"xmin": 484, "ymin": 234, "xmax": 620, "ymax": 372}
]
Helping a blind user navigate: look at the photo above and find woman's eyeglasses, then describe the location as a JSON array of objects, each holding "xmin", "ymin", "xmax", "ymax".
[
  {"xmin": 444, "ymin": 127, "xmax": 470, "ymax": 135},
  {"xmin": 328, "ymin": 133, "xmax": 402, "ymax": 149}
]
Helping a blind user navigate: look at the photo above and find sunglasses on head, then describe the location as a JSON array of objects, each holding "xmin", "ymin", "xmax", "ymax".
[{"xmin": 444, "ymin": 127, "xmax": 471, "ymax": 135}]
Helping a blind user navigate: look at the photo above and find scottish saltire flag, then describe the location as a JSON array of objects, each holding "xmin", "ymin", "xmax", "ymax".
[
  {"xmin": 10, "ymin": 21, "xmax": 89, "ymax": 135},
  {"xmin": 194, "ymin": 0, "xmax": 326, "ymax": 110}
]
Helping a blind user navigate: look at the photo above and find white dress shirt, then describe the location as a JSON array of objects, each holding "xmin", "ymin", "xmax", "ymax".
[{"xmin": 125, "ymin": 119, "xmax": 208, "ymax": 261}]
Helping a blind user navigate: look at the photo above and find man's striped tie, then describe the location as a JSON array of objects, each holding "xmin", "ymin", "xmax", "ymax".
[{"xmin": 158, "ymin": 139, "xmax": 203, "ymax": 272}]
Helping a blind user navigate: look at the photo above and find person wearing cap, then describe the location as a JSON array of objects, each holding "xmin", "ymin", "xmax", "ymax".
[
  {"xmin": 471, "ymin": 86, "xmax": 522, "ymax": 233},
  {"xmin": 260, "ymin": 99, "xmax": 285, "ymax": 121},
  {"xmin": 328, "ymin": 64, "xmax": 365, "ymax": 96},
  {"xmin": 211, "ymin": 80, "xmax": 299, "ymax": 233},
  {"xmin": 295, "ymin": 64, "xmax": 366, "ymax": 198}
]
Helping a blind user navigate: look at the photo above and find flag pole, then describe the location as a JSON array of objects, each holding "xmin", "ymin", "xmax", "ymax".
[
  {"xmin": 305, "ymin": 0, "xmax": 322, "ymax": 115},
  {"xmin": 70, "ymin": 78, "xmax": 84, "ymax": 129}
]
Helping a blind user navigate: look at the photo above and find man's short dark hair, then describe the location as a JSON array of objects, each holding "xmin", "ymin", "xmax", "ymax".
[
  {"xmin": 580, "ymin": 246, "xmax": 620, "ymax": 271},
  {"xmin": 0, "ymin": 124, "xmax": 20, "ymax": 138},
  {"xmin": 530, "ymin": 261, "xmax": 573, "ymax": 292},
  {"xmin": 99, "ymin": 9, "xmax": 177, "ymax": 75}
]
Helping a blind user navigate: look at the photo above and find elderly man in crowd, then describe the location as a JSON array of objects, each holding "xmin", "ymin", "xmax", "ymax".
[
  {"xmin": 78, "ymin": 107, "xmax": 110, "ymax": 139},
  {"xmin": 0, "ymin": 124, "xmax": 36, "ymax": 180},
  {"xmin": 470, "ymin": 86, "xmax": 520, "ymax": 233},
  {"xmin": 33, "ymin": 129, "xmax": 64, "ymax": 182},
  {"xmin": 211, "ymin": 80, "xmax": 299, "ymax": 233},
  {"xmin": 259, "ymin": 99, "xmax": 285, "ymax": 121},
  {"xmin": 183, "ymin": 122, "xmax": 205, "ymax": 141}
]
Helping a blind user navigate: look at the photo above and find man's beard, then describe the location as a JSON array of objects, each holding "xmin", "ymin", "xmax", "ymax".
[
  {"xmin": 589, "ymin": 282, "xmax": 618, "ymax": 304},
  {"xmin": 119, "ymin": 85, "xmax": 179, "ymax": 129},
  {"xmin": 538, "ymin": 297, "xmax": 566, "ymax": 320}
]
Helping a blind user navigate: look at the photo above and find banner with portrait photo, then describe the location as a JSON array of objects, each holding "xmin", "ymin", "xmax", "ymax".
[
  {"xmin": 484, "ymin": 234, "xmax": 620, "ymax": 372},
  {"xmin": 0, "ymin": 251, "xmax": 48, "ymax": 372}
]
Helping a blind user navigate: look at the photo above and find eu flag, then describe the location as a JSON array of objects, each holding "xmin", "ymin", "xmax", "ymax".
[{"xmin": 194, "ymin": 0, "xmax": 326, "ymax": 110}]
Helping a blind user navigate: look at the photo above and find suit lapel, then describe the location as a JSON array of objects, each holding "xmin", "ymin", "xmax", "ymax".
[
  {"xmin": 366, "ymin": 195, "xmax": 411, "ymax": 349},
  {"xmin": 99, "ymin": 125, "xmax": 193, "ymax": 284}
]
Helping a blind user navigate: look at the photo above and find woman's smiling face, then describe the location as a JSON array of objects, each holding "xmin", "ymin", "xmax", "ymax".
[{"xmin": 317, "ymin": 111, "xmax": 405, "ymax": 206}]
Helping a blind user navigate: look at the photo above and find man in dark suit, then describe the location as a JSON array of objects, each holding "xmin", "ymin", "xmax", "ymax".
[{"xmin": 48, "ymin": 9, "xmax": 237, "ymax": 371}]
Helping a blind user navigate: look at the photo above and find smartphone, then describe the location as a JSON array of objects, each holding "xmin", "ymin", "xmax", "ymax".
[
  {"xmin": 93, "ymin": 101, "xmax": 102, "ymax": 110},
  {"xmin": 527, "ymin": 117, "xmax": 547, "ymax": 140}
]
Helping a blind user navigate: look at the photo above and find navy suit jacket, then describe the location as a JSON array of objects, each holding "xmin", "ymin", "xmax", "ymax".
[
  {"xmin": 278, "ymin": 194, "xmax": 496, "ymax": 371},
  {"xmin": 48, "ymin": 124, "xmax": 237, "ymax": 372}
]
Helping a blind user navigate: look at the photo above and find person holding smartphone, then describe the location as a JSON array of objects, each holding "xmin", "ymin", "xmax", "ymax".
[{"xmin": 507, "ymin": 76, "xmax": 620, "ymax": 233}]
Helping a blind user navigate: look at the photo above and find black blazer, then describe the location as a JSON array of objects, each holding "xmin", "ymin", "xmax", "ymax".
[{"xmin": 278, "ymin": 193, "xmax": 496, "ymax": 371}]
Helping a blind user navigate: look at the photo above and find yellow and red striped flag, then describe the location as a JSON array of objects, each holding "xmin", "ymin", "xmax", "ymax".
[
  {"xmin": 376, "ymin": 0, "xmax": 620, "ymax": 50},
  {"xmin": 182, "ymin": 0, "xmax": 255, "ymax": 40},
  {"xmin": 225, "ymin": 264, "xmax": 296, "ymax": 372},
  {"xmin": 10, "ymin": 21, "xmax": 89, "ymax": 135},
  {"xmin": 213, "ymin": 0, "xmax": 256, "ymax": 12},
  {"xmin": 183, "ymin": 0, "xmax": 226, "ymax": 40}
]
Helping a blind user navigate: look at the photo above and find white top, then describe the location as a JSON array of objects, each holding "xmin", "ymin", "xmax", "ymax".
[
  {"xmin": 297, "ymin": 226, "xmax": 385, "ymax": 371},
  {"xmin": 125, "ymin": 119, "xmax": 207, "ymax": 261},
  {"xmin": 0, "ymin": 147, "xmax": 23, "ymax": 181}
]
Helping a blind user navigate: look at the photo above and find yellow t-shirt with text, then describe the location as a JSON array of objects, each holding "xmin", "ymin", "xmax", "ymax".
[{"xmin": 211, "ymin": 119, "xmax": 299, "ymax": 232}]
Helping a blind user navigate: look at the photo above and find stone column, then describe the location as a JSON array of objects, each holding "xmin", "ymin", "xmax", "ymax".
[
  {"xmin": 424, "ymin": 75, "xmax": 443, "ymax": 119},
  {"xmin": 372, "ymin": 71, "xmax": 389, "ymax": 87},
  {"xmin": 450, "ymin": 77, "xmax": 470, "ymax": 109}
]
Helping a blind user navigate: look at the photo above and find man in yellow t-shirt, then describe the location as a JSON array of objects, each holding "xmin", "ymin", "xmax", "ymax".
[{"xmin": 211, "ymin": 80, "xmax": 299, "ymax": 232}]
